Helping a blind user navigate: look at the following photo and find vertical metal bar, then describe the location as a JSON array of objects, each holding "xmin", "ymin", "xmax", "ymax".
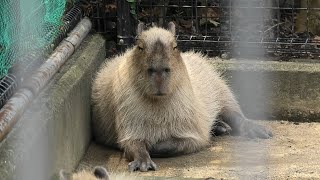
[
  {"xmin": 195, "ymin": 0, "xmax": 199, "ymax": 33},
  {"xmin": 292, "ymin": 0, "xmax": 296, "ymax": 36},
  {"xmin": 97, "ymin": 0, "xmax": 101, "ymax": 32},
  {"xmin": 117, "ymin": 0, "xmax": 134, "ymax": 52},
  {"xmin": 191, "ymin": 0, "xmax": 198, "ymax": 34},
  {"xmin": 276, "ymin": 0, "xmax": 280, "ymax": 39},
  {"xmin": 160, "ymin": 0, "xmax": 165, "ymax": 26},
  {"xmin": 103, "ymin": 0, "xmax": 107, "ymax": 34},
  {"xmin": 229, "ymin": 0, "xmax": 232, "ymax": 41},
  {"xmin": 307, "ymin": 0, "xmax": 310, "ymax": 33},
  {"xmin": 177, "ymin": 0, "xmax": 181, "ymax": 36},
  {"xmin": 205, "ymin": 0, "xmax": 208, "ymax": 36}
]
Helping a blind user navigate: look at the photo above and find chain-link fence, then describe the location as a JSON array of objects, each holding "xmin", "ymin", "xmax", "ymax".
[
  {"xmin": 87, "ymin": 0, "xmax": 320, "ymax": 59},
  {"xmin": 0, "ymin": 0, "xmax": 82, "ymax": 107}
]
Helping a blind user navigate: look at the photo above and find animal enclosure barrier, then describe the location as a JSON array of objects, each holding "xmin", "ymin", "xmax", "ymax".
[
  {"xmin": 87, "ymin": 0, "xmax": 320, "ymax": 59},
  {"xmin": 0, "ymin": 1, "xmax": 82, "ymax": 108}
]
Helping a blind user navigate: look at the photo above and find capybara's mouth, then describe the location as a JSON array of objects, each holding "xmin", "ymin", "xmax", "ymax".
[{"xmin": 154, "ymin": 92, "xmax": 166, "ymax": 96}]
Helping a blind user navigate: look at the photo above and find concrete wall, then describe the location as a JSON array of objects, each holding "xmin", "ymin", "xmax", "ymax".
[
  {"xmin": 0, "ymin": 34, "xmax": 105, "ymax": 180},
  {"xmin": 211, "ymin": 59, "xmax": 320, "ymax": 122}
]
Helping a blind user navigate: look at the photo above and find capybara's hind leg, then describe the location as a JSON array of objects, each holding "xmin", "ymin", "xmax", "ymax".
[{"xmin": 220, "ymin": 107, "xmax": 273, "ymax": 139}]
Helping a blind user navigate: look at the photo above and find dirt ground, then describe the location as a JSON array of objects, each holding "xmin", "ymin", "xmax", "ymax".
[{"xmin": 77, "ymin": 121, "xmax": 320, "ymax": 179}]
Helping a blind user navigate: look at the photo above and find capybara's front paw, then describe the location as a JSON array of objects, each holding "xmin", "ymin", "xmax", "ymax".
[{"xmin": 128, "ymin": 158, "xmax": 158, "ymax": 172}]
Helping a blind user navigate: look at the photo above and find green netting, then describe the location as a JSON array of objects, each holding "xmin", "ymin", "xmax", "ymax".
[{"xmin": 0, "ymin": 0, "xmax": 67, "ymax": 78}]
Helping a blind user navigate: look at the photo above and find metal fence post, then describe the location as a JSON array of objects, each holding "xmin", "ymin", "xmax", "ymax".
[{"xmin": 117, "ymin": 0, "xmax": 135, "ymax": 52}]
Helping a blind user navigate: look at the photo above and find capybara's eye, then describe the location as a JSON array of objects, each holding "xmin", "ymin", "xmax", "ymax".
[
  {"xmin": 173, "ymin": 45, "xmax": 177, "ymax": 50},
  {"xmin": 147, "ymin": 68, "xmax": 156, "ymax": 74}
]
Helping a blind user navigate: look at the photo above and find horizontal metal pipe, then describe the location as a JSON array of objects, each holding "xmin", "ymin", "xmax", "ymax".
[{"xmin": 0, "ymin": 17, "xmax": 92, "ymax": 142}]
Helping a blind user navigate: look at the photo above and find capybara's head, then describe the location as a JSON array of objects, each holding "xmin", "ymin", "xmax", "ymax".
[
  {"xmin": 59, "ymin": 166, "xmax": 109, "ymax": 180},
  {"xmin": 132, "ymin": 22, "xmax": 185, "ymax": 99}
]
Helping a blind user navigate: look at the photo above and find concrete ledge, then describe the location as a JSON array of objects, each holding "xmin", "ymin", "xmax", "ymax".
[
  {"xmin": 209, "ymin": 59, "xmax": 320, "ymax": 122},
  {"xmin": 0, "ymin": 34, "xmax": 105, "ymax": 180}
]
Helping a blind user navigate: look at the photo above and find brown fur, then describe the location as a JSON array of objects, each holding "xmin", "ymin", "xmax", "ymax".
[{"xmin": 91, "ymin": 22, "xmax": 272, "ymax": 172}]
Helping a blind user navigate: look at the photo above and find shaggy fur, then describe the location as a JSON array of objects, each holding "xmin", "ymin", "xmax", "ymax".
[
  {"xmin": 91, "ymin": 22, "xmax": 272, "ymax": 172},
  {"xmin": 59, "ymin": 166, "xmax": 138, "ymax": 180}
]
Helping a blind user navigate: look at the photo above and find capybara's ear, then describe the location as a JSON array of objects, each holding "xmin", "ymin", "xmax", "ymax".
[
  {"xmin": 167, "ymin": 22, "xmax": 176, "ymax": 35},
  {"xmin": 94, "ymin": 166, "xmax": 109, "ymax": 180},
  {"xmin": 137, "ymin": 21, "xmax": 146, "ymax": 36}
]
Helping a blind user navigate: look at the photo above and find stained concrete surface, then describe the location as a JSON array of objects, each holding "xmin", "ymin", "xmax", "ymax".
[
  {"xmin": 209, "ymin": 58, "xmax": 320, "ymax": 122},
  {"xmin": 77, "ymin": 121, "xmax": 320, "ymax": 179}
]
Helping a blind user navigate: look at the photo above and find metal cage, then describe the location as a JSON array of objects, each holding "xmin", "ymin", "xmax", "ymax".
[
  {"xmin": 0, "ymin": 4, "xmax": 83, "ymax": 109},
  {"xmin": 0, "ymin": 74, "xmax": 17, "ymax": 108},
  {"xmin": 86, "ymin": 0, "xmax": 320, "ymax": 58}
]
